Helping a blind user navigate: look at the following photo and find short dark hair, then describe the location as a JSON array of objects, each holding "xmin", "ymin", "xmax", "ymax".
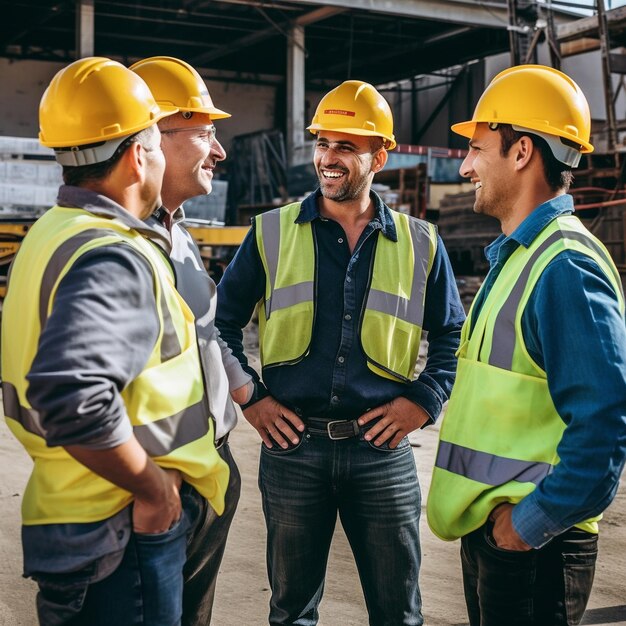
[
  {"xmin": 496, "ymin": 124, "xmax": 574, "ymax": 192},
  {"xmin": 62, "ymin": 125, "xmax": 157, "ymax": 187},
  {"xmin": 369, "ymin": 136, "xmax": 385, "ymax": 153}
]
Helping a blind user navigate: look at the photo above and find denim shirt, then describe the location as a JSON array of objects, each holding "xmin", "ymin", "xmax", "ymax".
[
  {"xmin": 216, "ymin": 189, "xmax": 465, "ymax": 423},
  {"xmin": 471, "ymin": 194, "xmax": 626, "ymax": 547}
]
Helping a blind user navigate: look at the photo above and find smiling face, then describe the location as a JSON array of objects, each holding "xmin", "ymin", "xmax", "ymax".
[
  {"xmin": 313, "ymin": 131, "xmax": 382, "ymax": 203},
  {"xmin": 159, "ymin": 112, "xmax": 226, "ymax": 210},
  {"xmin": 459, "ymin": 123, "xmax": 518, "ymax": 222}
]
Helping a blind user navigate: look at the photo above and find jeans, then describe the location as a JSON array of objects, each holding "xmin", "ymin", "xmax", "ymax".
[
  {"xmin": 182, "ymin": 442, "xmax": 241, "ymax": 626},
  {"xmin": 35, "ymin": 484, "xmax": 201, "ymax": 626},
  {"xmin": 461, "ymin": 522, "xmax": 598, "ymax": 626},
  {"xmin": 258, "ymin": 430, "xmax": 423, "ymax": 626}
]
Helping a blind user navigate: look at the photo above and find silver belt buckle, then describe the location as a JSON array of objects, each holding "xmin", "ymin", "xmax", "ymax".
[{"xmin": 326, "ymin": 419, "xmax": 351, "ymax": 441}]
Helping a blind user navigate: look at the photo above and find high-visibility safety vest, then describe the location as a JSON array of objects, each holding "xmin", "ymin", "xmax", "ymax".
[
  {"xmin": 2, "ymin": 206, "xmax": 229, "ymax": 525},
  {"xmin": 255, "ymin": 202, "xmax": 438, "ymax": 382},
  {"xmin": 427, "ymin": 214, "xmax": 625, "ymax": 541}
]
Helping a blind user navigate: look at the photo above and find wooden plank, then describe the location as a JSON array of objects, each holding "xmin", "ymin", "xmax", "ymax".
[{"xmin": 557, "ymin": 6, "xmax": 626, "ymax": 43}]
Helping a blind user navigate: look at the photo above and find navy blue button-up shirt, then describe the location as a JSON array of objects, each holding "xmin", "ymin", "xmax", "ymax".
[
  {"xmin": 471, "ymin": 194, "xmax": 626, "ymax": 547},
  {"xmin": 216, "ymin": 189, "xmax": 465, "ymax": 422}
]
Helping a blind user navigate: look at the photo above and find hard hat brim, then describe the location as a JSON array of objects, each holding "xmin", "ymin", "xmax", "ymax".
[
  {"xmin": 451, "ymin": 119, "xmax": 594, "ymax": 154},
  {"xmin": 306, "ymin": 123, "xmax": 396, "ymax": 150},
  {"xmin": 179, "ymin": 105, "xmax": 231, "ymax": 120}
]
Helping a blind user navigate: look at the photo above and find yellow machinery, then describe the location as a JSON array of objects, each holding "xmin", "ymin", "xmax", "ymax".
[
  {"xmin": 0, "ymin": 217, "xmax": 249, "ymax": 299},
  {"xmin": 0, "ymin": 219, "xmax": 34, "ymax": 299},
  {"xmin": 184, "ymin": 221, "xmax": 250, "ymax": 281}
]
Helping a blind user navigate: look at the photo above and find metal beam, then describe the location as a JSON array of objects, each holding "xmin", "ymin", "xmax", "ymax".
[
  {"xmin": 275, "ymin": 0, "xmax": 510, "ymax": 29},
  {"xmin": 287, "ymin": 24, "xmax": 307, "ymax": 167},
  {"xmin": 1, "ymin": 2, "xmax": 70, "ymax": 48},
  {"xmin": 191, "ymin": 6, "xmax": 345, "ymax": 66},
  {"xmin": 76, "ymin": 0, "xmax": 94, "ymax": 58},
  {"xmin": 295, "ymin": 6, "xmax": 346, "ymax": 26},
  {"xmin": 309, "ymin": 26, "xmax": 472, "ymax": 81},
  {"xmin": 557, "ymin": 5, "xmax": 626, "ymax": 42}
]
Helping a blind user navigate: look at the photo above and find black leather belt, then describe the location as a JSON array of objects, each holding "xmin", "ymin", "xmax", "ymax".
[{"xmin": 307, "ymin": 417, "xmax": 361, "ymax": 441}]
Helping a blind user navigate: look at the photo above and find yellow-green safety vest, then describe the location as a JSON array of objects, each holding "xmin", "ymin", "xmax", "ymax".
[
  {"xmin": 427, "ymin": 214, "xmax": 625, "ymax": 541},
  {"xmin": 255, "ymin": 202, "xmax": 437, "ymax": 382},
  {"xmin": 2, "ymin": 206, "xmax": 229, "ymax": 525}
]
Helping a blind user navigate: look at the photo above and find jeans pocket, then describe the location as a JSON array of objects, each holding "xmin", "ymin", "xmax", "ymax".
[
  {"xmin": 261, "ymin": 432, "xmax": 306, "ymax": 455},
  {"xmin": 35, "ymin": 569, "xmax": 92, "ymax": 625},
  {"xmin": 483, "ymin": 522, "xmax": 535, "ymax": 556},
  {"xmin": 364, "ymin": 434, "xmax": 410, "ymax": 452},
  {"xmin": 134, "ymin": 511, "xmax": 189, "ymax": 545},
  {"xmin": 562, "ymin": 537, "xmax": 598, "ymax": 625}
]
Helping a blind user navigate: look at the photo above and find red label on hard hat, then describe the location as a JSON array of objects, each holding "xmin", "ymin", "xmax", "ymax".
[{"xmin": 324, "ymin": 109, "xmax": 356, "ymax": 117}]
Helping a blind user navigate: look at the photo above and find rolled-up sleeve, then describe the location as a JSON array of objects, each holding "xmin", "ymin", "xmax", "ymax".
[{"xmin": 26, "ymin": 245, "xmax": 160, "ymax": 450}]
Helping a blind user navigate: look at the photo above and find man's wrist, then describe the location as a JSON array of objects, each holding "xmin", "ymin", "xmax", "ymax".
[{"xmin": 241, "ymin": 380, "xmax": 270, "ymax": 410}]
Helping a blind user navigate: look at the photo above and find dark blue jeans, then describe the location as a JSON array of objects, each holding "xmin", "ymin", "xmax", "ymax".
[
  {"xmin": 259, "ymin": 431, "xmax": 423, "ymax": 626},
  {"xmin": 461, "ymin": 522, "xmax": 598, "ymax": 626},
  {"xmin": 35, "ymin": 485, "xmax": 201, "ymax": 626},
  {"xmin": 182, "ymin": 442, "xmax": 241, "ymax": 626}
]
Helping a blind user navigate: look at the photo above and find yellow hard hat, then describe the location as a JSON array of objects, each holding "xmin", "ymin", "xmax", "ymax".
[
  {"xmin": 452, "ymin": 64, "xmax": 593, "ymax": 165},
  {"xmin": 307, "ymin": 80, "xmax": 396, "ymax": 150},
  {"xmin": 129, "ymin": 56, "xmax": 230, "ymax": 120},
  {"xmin": 39, "ymin": 57, "xmax": 174, "ymax": 154}
]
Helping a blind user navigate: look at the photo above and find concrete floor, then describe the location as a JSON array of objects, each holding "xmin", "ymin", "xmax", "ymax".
[{"xmin": 1, "ymin": 411, "xmax": 625, "ymax": 625}]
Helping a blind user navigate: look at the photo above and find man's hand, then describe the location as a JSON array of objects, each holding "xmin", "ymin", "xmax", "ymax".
[
  {"xmin": 133, "ymin": 467, "xmax": 183, "ymax": 534},
  {"xmin": 231, "ymin": 380, "xmax": 253, "ymax": 405},
  {"xmin": 243, "ymin": 396, "xmax": 305, "ymax": 449},
  {"xmin": 357, "ymin": 397, "xmax": 430, "ymax": 448},
  {"xmin": 65, "ymin": 437, "xmax": 184, "ymax": 535},
  {"xmin": 489, "ymin": 503, "xmax": 532, "ymax": 551}
]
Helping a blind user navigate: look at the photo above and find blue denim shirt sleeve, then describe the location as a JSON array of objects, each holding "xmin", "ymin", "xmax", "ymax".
[
  {"xmin": 402, "ymin": 235, "xmax": 465, "ymax": 423},
  {"xmin": 512, "ymin": 251, "xmax": 626, "ymax": 547}
]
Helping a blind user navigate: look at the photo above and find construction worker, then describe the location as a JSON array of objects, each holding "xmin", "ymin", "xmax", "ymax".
[
  {"xmin": 427, "ymin": 65, "xmax": 626, "ymax": 626},
  {"xmin": 1, "ymin": 57, "xmax": 229, "ymax": 625},
  {"xmin": 216, "ymin": 80, "xmax": 465, "ymax": 625},
  {"xmin": 129, "ymin": 56, "xmax": 252, "ymax": 626}
]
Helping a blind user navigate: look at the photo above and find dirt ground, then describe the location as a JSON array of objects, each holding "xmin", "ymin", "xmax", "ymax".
[{"xmin": 0, "ymin": 330, "xmax": 625, "ymax": 625}]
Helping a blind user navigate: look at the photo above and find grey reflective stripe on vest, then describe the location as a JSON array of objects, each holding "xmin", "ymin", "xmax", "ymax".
[
  {"xmin": 38, "ymin": 229, "xmax": 181, "ymax": 362},
  {"xmin": 270, "ymin": 282, "xmax": 314, "ymax": 312},
  {"xmin": 260, "ymin": 211, "xmax": 281, "ymax": 318},
  {"xmin": 3, "ymin": 379, "xmax": 208, "ymax": 457},
  {"xmin": 489, "ymin": 229, "xmax": 623, "ymax": 369},
  {"xmin": 2, "ymin": 381, "xmax": 47, "ymax": 437},
  {"xmin": 133, "ymin": 399, "xmax": 209, "ymax": 457},
  {"xmin": 366, "ymin": 219, "xmax": 431, "ymax": 325},
  {"xmin": 435, "ymin": 440, "xmax": 552, "ymax": 486}
]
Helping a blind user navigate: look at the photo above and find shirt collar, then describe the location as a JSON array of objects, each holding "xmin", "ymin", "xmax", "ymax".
[
  {"xmin": 294, "ymin": 188, "xmax": 398, "ymax": 242},
  {"xmin": 153, "ymin": 205, "xmax": 186, "ymax": 226},
  {"xmin": 509, "ymin": 193, "xmax": 574, "ymax": 248},
  {"xmin": 57, "ymin": 184, "xmax": 171, "ymax": 253},
  {"xmin": 484, "ymin": 193, "xmax": 574, "ymax": 263}
]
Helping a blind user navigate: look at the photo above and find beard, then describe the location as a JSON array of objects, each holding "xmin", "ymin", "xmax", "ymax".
[{"xmin": 318, "ymin": 166, "xmax": 370, "ymax": 203}]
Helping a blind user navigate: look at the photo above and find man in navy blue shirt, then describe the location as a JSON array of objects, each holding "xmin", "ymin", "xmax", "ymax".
[
  {"xmin": 217, "ymin": 80, "xmax": 464, "ymax": 625},
  {"xmin": 427, "ymin": 66, "xmax": 626, "ymax": 626}
]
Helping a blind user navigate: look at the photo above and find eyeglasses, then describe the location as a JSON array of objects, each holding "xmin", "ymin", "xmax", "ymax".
[{"xmin": 161, "ymin": 124, "xmax": 217, "ymax": 145}]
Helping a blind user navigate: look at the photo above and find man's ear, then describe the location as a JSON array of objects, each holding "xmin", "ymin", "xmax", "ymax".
[
  {"xmin": 371, "ymin": 147, "xmax": 388, "ymax": 174},
  {"xmin": 119, "ymin": 141, "xmax": 142, "ymax": 178},
  {"xmin": 514, "ymin": 135, "xmax": 534, "ymax": 171}
]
